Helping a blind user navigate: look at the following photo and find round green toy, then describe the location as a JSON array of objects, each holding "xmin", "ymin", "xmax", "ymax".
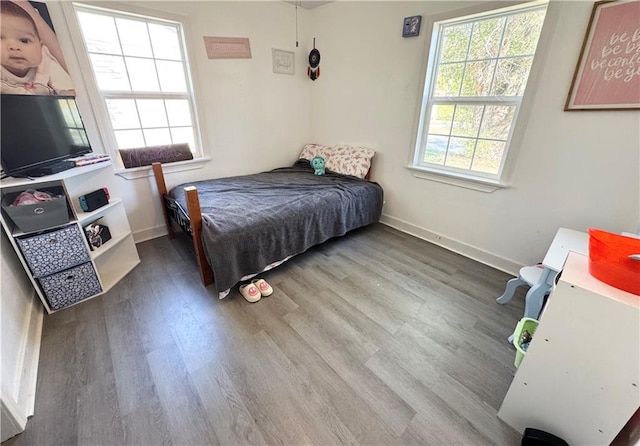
[{"xmin": 310, "ymin": 156, "xmax": 325, "ymax": 175}]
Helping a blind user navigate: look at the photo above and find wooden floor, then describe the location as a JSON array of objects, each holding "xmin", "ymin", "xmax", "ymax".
[{"xmin": 5, "ymin": 223, "xmax": 527, "ymax": 446}]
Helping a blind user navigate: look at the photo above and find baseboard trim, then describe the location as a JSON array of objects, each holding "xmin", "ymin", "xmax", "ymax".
[
  {"xmin": 20, "ymin": 295, "xmax": 43, "ymax": 419},
  {"xmin": 1, "ymin": 291, "xmax": 43, "ymax": 442},
  {"xmin": 379, "ymin": 214, "xmax": 522, "ymax": 277},
  {"xmin": 1, "ymin": 396, "xmax": 26, "ymax": 442},
  {"xmin": 133, "ymin": 225, "xmax": 168, "ymax": 243},
  {"xmin": 134, "ymin": 219, "xmax": 523, "ymax": 276}
]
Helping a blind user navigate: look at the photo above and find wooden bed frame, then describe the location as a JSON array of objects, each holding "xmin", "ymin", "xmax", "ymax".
[
  {"xmin": 152, "ymin": 162, "xmax": 213, "ymax": 286},
  {"xmin": 152, "ymin": 160, "xmax": 373, "ymax": 289}
]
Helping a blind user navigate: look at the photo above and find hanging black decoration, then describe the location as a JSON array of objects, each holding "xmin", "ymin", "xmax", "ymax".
[{"xmin": 307, "ymin": 38, "xmax": 320, "ymax": 81}]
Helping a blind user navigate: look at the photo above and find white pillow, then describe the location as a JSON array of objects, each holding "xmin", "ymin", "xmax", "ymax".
[
  {"xmin": 299, "ymin": 144, "xmax": 332, "ymax": 162},
  {"xmin": 325, "ymin": 145, "xmax": 375, "ymax": 179}
]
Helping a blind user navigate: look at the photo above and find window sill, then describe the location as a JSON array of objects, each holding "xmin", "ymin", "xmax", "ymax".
[
  {"xmin": 407, "ymin": 165, "xmax": 508, "ymax": 193},
  {"xmin": 114, "ymin": 157, "xmax": 211, "ymax": 180}
]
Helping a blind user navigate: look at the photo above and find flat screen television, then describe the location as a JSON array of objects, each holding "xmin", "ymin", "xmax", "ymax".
[{"xmin": 1, "ymin": 94, "xmax": 92, "ymax": 177}]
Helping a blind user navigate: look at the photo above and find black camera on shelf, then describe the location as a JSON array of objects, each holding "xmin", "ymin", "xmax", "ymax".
[{"xmin": 84, "ymin": 219, "xmax": 111, "ymax": 250}]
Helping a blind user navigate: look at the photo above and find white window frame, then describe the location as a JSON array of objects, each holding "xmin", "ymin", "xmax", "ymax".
[
  {"xmin": 61, "ymin": 2, "xmax": 207, "ymax": 175},
  {"xmin": 409, "ymin": 1, "xmax": 549, "ymax": 192}
]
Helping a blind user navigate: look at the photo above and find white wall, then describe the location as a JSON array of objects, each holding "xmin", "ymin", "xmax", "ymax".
[
  {"xmin": 49, "ymin": 1, "xmax": 313, "ymax": 241},
  {"xmin": 309, "ymin": 0, "xmax": 640, "ymax": 273},
  {"xmin": 1, "ymin": 232, "xmax": 43, "ymax": 442}
]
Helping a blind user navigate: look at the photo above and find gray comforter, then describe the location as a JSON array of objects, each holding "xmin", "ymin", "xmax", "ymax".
[{"xmin": 170, "ymin": 160, "xmax": 384, "ymax": 294}]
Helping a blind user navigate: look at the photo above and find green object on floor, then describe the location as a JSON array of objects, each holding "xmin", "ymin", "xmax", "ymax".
[{"xmin": 513, "ymin": 317, "xmax": 539, "ymax": 368}]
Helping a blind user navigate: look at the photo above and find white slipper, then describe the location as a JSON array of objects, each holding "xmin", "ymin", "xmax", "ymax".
[
  {"xmin": 239, "ymin": 283, "xmax": 261, "ymax": 302},
  {"xmin": 252, "ymin": 278, "xmax": 273, "ymax": 297}
]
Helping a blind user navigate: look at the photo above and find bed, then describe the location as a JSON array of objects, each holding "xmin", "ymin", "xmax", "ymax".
[{"xmin": 152, "ymin": 145, "xmax": 384, "ymax": 298}]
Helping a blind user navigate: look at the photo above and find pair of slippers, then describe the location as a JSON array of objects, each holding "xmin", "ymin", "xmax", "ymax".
[{"xmin": 239, "ymin": 278, "xmax": 273, "ymax": 303}]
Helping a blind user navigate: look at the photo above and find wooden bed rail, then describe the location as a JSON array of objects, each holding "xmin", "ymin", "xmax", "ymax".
[
  {"xmin": 152, "ymin": 162, "xmax": 176, "ymax": 239},
  {"xmin": 152, "ymin": 162, "xmax": 213, "ymax": 286},
  {"xmin": 184, "ymin": 186, "xmax": 214, "ymax": 286}
]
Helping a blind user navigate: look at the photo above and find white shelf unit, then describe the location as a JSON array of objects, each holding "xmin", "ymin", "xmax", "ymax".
[{"xmin": 0, "ymin": 162, "xmax": 140, "ymax": 313}]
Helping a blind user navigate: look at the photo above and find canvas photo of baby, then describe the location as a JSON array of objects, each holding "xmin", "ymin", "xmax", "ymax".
[{"xmin": 1, "ymin": 0, "xmax": 75, "ymax": 95}]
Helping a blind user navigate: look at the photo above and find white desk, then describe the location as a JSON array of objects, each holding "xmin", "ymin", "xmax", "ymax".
[
  {"xmin": 498, "ymin": 252, "xmax": 640, "ymax": 444},
  {"xmin": 542, "ymin": 228, "xmax": 590, "ymax": 274},
  {"xmin": 529, "ymin": 228, "xmax": 589, "ymax": 318},
  {"xmin": 497, "ymin": 228, "xmax": 589, "ymax": 319}
]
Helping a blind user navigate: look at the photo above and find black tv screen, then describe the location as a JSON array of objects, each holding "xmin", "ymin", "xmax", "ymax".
[{"xmin": 1, "ymin": 94, "xmax": 92, "ymax": 176}]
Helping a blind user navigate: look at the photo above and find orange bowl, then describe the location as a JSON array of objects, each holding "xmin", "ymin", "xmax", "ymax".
[{"xmin": 588, "ymin": 229, "xmax": 640, "ymax": 296}]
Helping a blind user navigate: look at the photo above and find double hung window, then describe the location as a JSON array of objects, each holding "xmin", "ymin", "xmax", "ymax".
[
  {"xmin": 71, "ymin": 4, "xmax": 201, "ymax": 162},
  {"xmin": 413, "ymin": 3, "xmax": 547, "ymax": 184}
]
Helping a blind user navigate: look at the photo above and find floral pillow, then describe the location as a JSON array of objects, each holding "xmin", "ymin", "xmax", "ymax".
[
  {"xmin": 299, "ymin": 144, "xmax": 332, "ymax": 162},
  {"xmin": 325, "ymin": 145, "xmax": 375, "ymax": 179}
]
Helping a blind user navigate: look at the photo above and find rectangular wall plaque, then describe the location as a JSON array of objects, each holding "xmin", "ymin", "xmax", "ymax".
[{"xmin": 203, "ymin": 36, "xmax": 252, "ymax": 59}]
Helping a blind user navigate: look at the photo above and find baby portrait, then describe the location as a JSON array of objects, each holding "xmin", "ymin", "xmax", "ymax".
[{"xmin": 1, "ymin": 0, "xmax": 75, "ymax": 95}]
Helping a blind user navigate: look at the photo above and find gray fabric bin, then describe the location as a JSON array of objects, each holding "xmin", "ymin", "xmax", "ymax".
[
  {"xmin": 2, "ymin": 188, "xmax": 70, "ymax": 233},
  {"xmin": 16, "ymin": 225, "xmax": 90, "ymax": 277},
  {"xmin": 38, "ymin": 262, "xmax": 102, "ymax": 310}
]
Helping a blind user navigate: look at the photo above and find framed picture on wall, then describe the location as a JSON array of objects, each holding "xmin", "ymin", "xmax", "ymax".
[
  {"xmin": 272, "ymin": 49, "xmax": 294, "ymax": 75},
  {"xmin": 565, "ymin": 0, "xmax": 640, "ymax": 110},
  {"xmin": 0, "ymin": 1, "xmax": 75, "ymax": 95},
  {"xmin": 402, "ymin": 15, "xmax": 422, "ymax": 38}
]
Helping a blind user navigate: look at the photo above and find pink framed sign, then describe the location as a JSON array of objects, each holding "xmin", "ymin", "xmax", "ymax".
[
  {"xmin": 565, "ymin": 0, "xmax": 640, "ymax": 110},
  {"xmin": 203, "ymin": 37, "xmax": 251, "ymax": 59}
]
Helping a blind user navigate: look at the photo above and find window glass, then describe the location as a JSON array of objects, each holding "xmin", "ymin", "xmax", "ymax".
[
  {"xmin": 468, "ymin": 17, "xmax": 504, "ymax": 60},
  {"xmin": 106, "ymin": 99, "xmax": 140, "ymax": 129},
  {"xmin": 440, "ymin": 24, "xmax": 471, "ymax": 63},
  {"xmin": 156, "ymin": 60, "xmax": 187, "ymax": 92},
  {"xmin": 460, "ymin": 60, "xmax": 495, "ymax": 96},
  {"xmin": 116, "ymin": 18, "xmax": 153, "ymax": 57},
  {"xmin": 148, "ymin": 23, "xmax": 182, "ymax": 60},
  {"xmin": 77, "ymin": 12, "xmax": 121, "ymax": 54},
  {"xmin": 125, "ymin": 57, "xmax": 160, "ymax": 92},
  {"xmin": 435, "ymin": 63, "xmax": 464, "ymax": 97},
  {"xmin": 89, "ymin": 54, "xmax": 130, "ymax": 91},
  {"xmin": 114, "ymin": 129, "xmax": 145, "ymax": 148},
  {"xmin": 479, "ymin": 106, "xmax": 515, "ymax": 140},
  {"xmin": 170, "ymin": 127, "xmax": 196, "ymax": 150},
  {"xmin": 143, "ymin": 128, "xmax": 172, "ymax": 146},
  {"xmin": 501, "ymin": 10, "xmax": 546, "ymax": 57},
  {"xmin": 165, "ymin": 100, "xmax": 192, "ymax": 127},
  {"xmin": 136, "ymin": 99, "xmax": 168, "ymax": 128},
  {"xmin": 451, "ymin": 105, "xmax": 482, "ymax": 138}
]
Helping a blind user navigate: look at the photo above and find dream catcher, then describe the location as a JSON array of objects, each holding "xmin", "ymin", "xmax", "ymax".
[{"xmin": 307, "ymin": 38, "xmax": 320, "ymax": 81}]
